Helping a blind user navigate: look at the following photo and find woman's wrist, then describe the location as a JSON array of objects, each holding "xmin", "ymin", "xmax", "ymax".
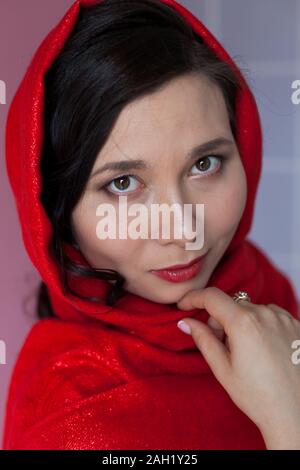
[{"xmin": 259, "ymin": 416, "xmax": 300, "ymax": 450}]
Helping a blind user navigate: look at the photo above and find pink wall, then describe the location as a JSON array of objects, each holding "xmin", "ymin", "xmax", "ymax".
[{"xmin": 0, "ymin": 0, "xmax": 74, "ymax": 447}]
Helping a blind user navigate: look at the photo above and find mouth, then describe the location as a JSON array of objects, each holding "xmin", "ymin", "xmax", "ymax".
[{"xmin": 150, "ymin": 252, "xmax": 208, "ymax": 283}]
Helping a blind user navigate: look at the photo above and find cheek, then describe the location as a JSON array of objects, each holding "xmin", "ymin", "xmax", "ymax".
[
  {"xmin": 85, "ymin": 238, "xmax": 138, "ymax": 270},
  {"xmin": 205, "ymin": 167, "xmax": 247, "ymax": 240},
  {"xmin": 71, "ymin": 203, "xmax": 144, "ymax": 269}
]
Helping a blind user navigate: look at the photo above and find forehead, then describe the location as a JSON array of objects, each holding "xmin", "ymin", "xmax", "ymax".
[{"xmin": 98, "ymin": 73, "xmax": 232, "ymax": 163}]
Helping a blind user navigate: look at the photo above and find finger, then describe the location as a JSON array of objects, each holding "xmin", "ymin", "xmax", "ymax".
[
  {"xmin": 207, "ymin": 315, "xmax": 223, "ymax": 330},
  {"xmin": 178, "ymin": 317, "xmax": 232, "ymax": 386},
  {"xmin": 177, "ymin": 287, "xmax": 245, "ymax": 334},
  {"xmin": 267, "ymin": 303, "xmax": 285, "ymax": 314},
  {"xmin": 207, "ymin": 316, "xmax": 225, "ymax": 341},
  {"xmin": 224, "ymin": 334, "xmax": 230, "ymax": 350},
  {"xmin": 267, "ymin": 303, "xmax": 295, "ymax": 319}
]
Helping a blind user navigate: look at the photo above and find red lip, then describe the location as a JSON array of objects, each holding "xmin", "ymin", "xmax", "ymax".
[
  {"xmin": 150, "ymin": 253, "xmax": 207, "ymax": 283},
  {"xmin": 153, "ymin": 255, "xmax": 205, "ymax": 272}
]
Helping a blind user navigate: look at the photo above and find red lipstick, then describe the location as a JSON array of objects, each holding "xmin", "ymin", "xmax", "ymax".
[{"xmin": 150, "ymin": 253, "xmax": 207, "ymax": 283}]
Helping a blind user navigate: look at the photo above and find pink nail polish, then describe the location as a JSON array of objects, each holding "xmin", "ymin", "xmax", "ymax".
[{"xmin": 177, "ymin": 320, "xmax": 191, "ymax": 335}]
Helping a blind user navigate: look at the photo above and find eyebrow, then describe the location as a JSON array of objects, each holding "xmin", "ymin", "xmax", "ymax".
[{"xmin": 90, "ymin": 137, "xmax": 234, "ymax": 179}]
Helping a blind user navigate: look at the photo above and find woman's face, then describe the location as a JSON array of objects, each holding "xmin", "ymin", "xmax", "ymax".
[{"xmin": 71, "ymin": 73, "xmax": 247, "ymax": 304}]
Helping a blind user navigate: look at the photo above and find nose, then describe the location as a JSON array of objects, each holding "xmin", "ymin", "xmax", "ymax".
[{"xmin": 149, "ymin": 192, "xmax": 198, "ymax": 249}]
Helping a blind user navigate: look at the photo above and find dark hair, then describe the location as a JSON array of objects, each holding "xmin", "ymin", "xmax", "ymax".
[{"xmin": 38, "ymin": 0, "xmax": 242, "ymax": 318}]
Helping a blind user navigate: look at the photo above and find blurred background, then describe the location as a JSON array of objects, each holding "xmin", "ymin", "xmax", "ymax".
[{"xmin": 0, "ymin": 0, "xmax": 300, "ymax": 445}]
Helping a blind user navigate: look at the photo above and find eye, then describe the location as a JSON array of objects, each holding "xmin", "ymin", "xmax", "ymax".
[
  {"xmin": 102, "ymin": 174, "xmax": 141, "ymax": 196},
  {"xmin": 190, "ymin": 154, "xmax": 225, "ymax": 177}
]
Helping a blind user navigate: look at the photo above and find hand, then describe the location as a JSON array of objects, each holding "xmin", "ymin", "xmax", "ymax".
[{"xmin": 176, "ymin": 287, "xmax": 300, "ymax": 449}]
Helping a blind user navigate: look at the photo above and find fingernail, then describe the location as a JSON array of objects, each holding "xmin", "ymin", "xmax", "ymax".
[{"xmin": 177, "ymin": 320, "xmax": 191, "ymax": 335}]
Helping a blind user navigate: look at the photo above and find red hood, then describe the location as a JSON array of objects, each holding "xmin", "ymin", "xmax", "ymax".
[
  {"xmin": 5, "ymin": 0, "xmax": 298, "ymax": 352},
  {"xmin": 3, "ymin": 0, "xmax": 300, "ymax": 451}
]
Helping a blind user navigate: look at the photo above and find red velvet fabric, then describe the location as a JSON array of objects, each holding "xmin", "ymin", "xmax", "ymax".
[{"xmin": 3, "ymin": 0, "xmax": 299, "ymax": 450}]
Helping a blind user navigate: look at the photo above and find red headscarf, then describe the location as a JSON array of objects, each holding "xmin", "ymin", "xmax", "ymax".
[{"xmin": 3, "ymin": 0, "xmax": 299, "ymax": 450}]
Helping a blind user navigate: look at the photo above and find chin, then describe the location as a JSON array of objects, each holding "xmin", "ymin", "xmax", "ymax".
[{"xmin": 148, "ymin": 287, "xmax": 193, "ymax": 305}]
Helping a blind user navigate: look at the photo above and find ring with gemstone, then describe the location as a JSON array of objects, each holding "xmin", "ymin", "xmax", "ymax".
[{"xmin": 232, "ymin": 291, "xmax": 251, "ymax": 303}]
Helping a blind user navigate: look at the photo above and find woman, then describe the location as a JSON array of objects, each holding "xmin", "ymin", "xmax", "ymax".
[{"xmin": 3, "ymin": 0, "xmax": 300, "ymax": 449}]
